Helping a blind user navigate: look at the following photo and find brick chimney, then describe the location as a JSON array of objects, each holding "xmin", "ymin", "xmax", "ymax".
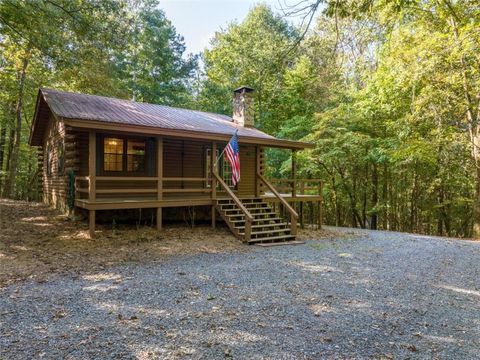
[{"xmin": 232, "ymin": 86, "xmax": 254, "ymax": 127}]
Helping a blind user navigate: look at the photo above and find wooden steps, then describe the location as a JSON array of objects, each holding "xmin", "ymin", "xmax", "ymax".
[
  {"xmin": 249, "ymin": 234, "xmax": 296, "ymax": 244},
  {"xmin": 216, "ymin": 198, "xmax": 296, "ymax": 244},
  {"xmin": 236, "ymin": 222, "xmax": 289, "ymax": 229}
]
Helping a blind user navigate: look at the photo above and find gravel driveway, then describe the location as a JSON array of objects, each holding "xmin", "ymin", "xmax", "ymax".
[{"xmin": 1, "ymin": 227, "xmax": 479, "ymax": 359}]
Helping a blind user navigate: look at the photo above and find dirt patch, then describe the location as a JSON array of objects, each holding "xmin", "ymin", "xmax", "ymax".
[
  {"xmin": 0, "ymin": 199, "xmax": 331, "ymax": 287},
  {"xmin": 0, "ymin": 199, "xmax": 244, "ymax": 287}
]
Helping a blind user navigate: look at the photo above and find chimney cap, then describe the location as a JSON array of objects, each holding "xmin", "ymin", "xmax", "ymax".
[{"xmin": 234, "ymin": 86, "xmax": 255, "ymax": 94}]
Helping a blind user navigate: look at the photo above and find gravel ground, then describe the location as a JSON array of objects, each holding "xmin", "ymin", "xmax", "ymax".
[{"xmin": 1, "ymin": 227, "xmax": 479, "ymax": 359}]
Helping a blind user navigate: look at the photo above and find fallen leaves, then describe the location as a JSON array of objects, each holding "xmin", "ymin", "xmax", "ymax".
[
  {"xmin": 0, "ymin": 198, "xmax": 333, "ymax": 288},
  {"xmin": 0, "ymin": 199, "xmax": 245, "ymax": 287}
]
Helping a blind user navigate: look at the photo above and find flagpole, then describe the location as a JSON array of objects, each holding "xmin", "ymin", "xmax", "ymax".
[{"xmin": 214, "ymin": 130, "xmax": 238, "ymax": 170}]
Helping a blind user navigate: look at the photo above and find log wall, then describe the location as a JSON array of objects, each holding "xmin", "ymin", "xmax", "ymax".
[{"xmin": 42, "ymin": 114, "xmax": 68, "ymax": 212}]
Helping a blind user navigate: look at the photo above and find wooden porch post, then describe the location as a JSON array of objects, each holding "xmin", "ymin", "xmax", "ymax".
[
  {"xmin": 88, "ymin": 130, "xmax": 96, "ymax": 238},
  {"xmin": 292, "ymin": 149, "xmax": 297, "ymax": 198},
  {"xmin": 157, "ymin": 137, "xmax": 163, "ymax": 230},
  {"xmin": 300, "ymin": 202, "xmax": 304, "ymax": 229},
  {"xmin": 211, "ymin": 142, "xmax": 217, "ymax": 228}
]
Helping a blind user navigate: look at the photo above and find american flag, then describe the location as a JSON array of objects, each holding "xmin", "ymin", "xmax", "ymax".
[{"xmin": 224, "ymin": 131, "xmax": 240, "ymax": 186}]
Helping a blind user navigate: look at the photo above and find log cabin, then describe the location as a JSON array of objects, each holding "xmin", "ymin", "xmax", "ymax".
[{"xmin": 29, "ymin": 86, "xmax": 322, "ymax": 243}]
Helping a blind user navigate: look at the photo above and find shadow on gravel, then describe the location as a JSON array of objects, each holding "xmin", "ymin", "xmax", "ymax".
[{"xmin": 1, "ymin": 203, "xmax": 479, "ymax": 358}]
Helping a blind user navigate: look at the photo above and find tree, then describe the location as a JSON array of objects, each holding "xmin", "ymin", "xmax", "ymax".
[
  {"xmin": 201, "ymin": 4, "xmax": 297, "ymax": 133},
  {"xmin": 114, "ymin": 2, "xmax": 197, "ymax": 106},
  {"xmin": 0, "ymin": 0, "xmax": 130, "ymax": 197}
]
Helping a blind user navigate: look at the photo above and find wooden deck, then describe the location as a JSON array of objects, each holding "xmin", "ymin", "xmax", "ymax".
[
  {"xmin": 75, "ymin": 173, "xmax": 322, "ymax": 239},
  {"xmin": 74, "ymin": 176, "xmax": 322, "ymax": 210},
  {"xmin": 75, "ymin": 193, "xmax": 322, "ymax": 210}
]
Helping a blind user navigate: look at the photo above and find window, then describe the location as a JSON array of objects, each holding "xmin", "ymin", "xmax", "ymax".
[
  {"xmin": 127, "ymin": 141, "xmax": 145, "ymax": 172},
  {"xmin": 103, "ymin": 137, "xmax": 146, "ymax": 173},
  {"xmin": 104, "ymin": 137, "xmax": 124, "ymax": 172},
  {"xmin": 222, "ymin": 155, "xmax": 234, "ymax": 188},
  {"xmin": 205, "ymin": 147, "xmax": 235, "ymax": 189}
]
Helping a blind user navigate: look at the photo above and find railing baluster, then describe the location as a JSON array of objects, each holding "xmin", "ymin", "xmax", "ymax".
[
  {"xmin": 258, "ymin": 174, "xmax": 298, "ymax": 236},
  {"xmin": 213, "ymin": 172, "xmax": 253, "ymax": 242}
]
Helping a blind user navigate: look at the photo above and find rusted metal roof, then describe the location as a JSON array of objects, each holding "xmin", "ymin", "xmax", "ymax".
[
  {"xmin": 29, "ymin": 88, "xmax": 313, "ymax": 149},
  {"xmin": 41, "ymin": 88, "xmax": 275, "ymax": 138}
]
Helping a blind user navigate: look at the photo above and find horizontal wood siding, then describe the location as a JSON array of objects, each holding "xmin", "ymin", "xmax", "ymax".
[
  {"xmin": 43, "ymin": 114, "xmax": 68, "ymax": 212},
  {"xmin": 259, "ymin": 146, "xmax": 265, "ymax": 195},
  {"xmin": 163, "ymin": 138, "xmax": 207, "ymax": 189},
  {"xmin": 238, "ymin": 145, "xmax": 256, "ymax": 197},
  {"xmin": 74, "ymin": 131, "xmax": 89, "ymax": 176}
]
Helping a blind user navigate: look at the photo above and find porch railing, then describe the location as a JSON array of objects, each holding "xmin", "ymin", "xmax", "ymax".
[
  {"xmin": 258, "ymin": 174, "xmax": 298, "ymax": 235},
  {"xmin": 269, "ymin": 178, "xmax": 322, "ymax": 197},
  {"xmin": 74, "ymin": 176, "xmax": 211, "ymax": 200},
  {"xmin": 214, "ymin": 171, "xmax": 253, "ymax": 241},
  {"xmin": 74, "ymin": 176, "xmax": 322, "ymax": 205}
]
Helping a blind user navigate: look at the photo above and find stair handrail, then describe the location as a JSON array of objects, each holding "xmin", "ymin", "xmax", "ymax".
[
  {"xmin": 257, "ymin": 173, "xmax": 298, "ymax": 235},
  {"xmin": 213, "ymin": 172, "xmax": 253, "ymax": 241}
]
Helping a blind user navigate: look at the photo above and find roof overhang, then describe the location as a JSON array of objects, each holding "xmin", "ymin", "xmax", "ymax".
[
  {"xmin": 28, "ymin": 88, "xmax": 314, "ymax": 150},
  {"xmin": 62, "ymin": 118, "xmax": 315, "ymax": 150},
  {"xmin": 29, "ymin": 89, "xmax": 49, "ymax": 146}
]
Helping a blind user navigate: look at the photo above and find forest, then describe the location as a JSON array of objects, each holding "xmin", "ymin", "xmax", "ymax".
[{"xmin": 1, "ymin": 0, "xmax": 479, "ymax": 238}]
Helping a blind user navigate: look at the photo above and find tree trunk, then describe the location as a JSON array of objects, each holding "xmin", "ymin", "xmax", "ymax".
[
  {"xmin": 0, "ymin": 123, "xmax": 6, "ymax": 193},
  {"xmin": 437, "ymin": 185, "xmax": 444, "ymax": 236},
  {"xmin": 362, "ymin": 159, "xmax": 368, "ymax": 228},
  {"xmin": 371, "ymin": 163, "xmax": 378, "ymax": 230},
  {"xmin": 0, "ymin": 124, "xmax": 6, "ymax": 171},
  {"xmin": 473, "ymin": 167, "xmax": 480, "ymax": 237},
  {"xmin": 3, "ymin": 55, "xmax": 29, "ymax": 198},
  {"xmin": 338, "ymin": 166, "xmax": 364, "ymax": 228},
  {"xmin": 389, "ymin": 169, "xmax": 396, "ymax": 231},
  {"xmin": 2, "ymin": 128, "xmax": 15, "ymax": 197},
  {"xmin": 410, "ymin": 167, "xmax": 417, "ymax": 233},
  {"xmin": 330, "ymin": 175, "xmax": 340, "ymax": 226},
  {"xmin": 382, "ymin": 163, "xmax": 388, "ymax": 230}
]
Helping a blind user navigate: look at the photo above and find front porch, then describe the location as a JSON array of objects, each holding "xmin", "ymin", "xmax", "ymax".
[{"xmin": 70, "ymin": 129, "xmax": 321, "ymax": 241}]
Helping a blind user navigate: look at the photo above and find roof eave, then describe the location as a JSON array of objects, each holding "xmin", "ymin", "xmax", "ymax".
[
  {"xmin": 62, "ymin": 117, "xmax": 314, "ymax": 150},
  {"xmin": 28, "ymin": 89, "xmax": 43, "ymax": 146}
]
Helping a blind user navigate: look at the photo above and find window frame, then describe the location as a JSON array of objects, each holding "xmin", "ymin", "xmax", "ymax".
[
  {"xmin": 103, "ymin": 137, "xmax": 124, "ymax": 172},
  {"xmin": 204, "ymin": 146, "xmax": 237, "ymax": 190},
  {"xmin": 222, "ymin": 151, "xmax": 235, "ymax": 188},
  {"xmin": 100, "ymin": 134, "xmax": 147, "ymax": 176}
]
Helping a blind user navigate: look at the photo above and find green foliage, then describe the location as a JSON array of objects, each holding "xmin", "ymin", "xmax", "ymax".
[
  {"xmin": 199, "ymin": 1, "xmax": 479, "ymax": 237},
  {"xmin": 200, "ymin": 4, "xmax": 298, "ymax": 133},
  {"xmin": 297, "ymin": 0, "xmax": 478, "ymax": 236},
  {"xmin": 114, "ymin": 3, "xmax": 197, "ymax": 106}
]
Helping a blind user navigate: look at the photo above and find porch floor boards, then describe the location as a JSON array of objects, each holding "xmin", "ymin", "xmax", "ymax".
[{"xmin": 75, "ymin": 194, "xmax": 321, "ymax": 210}]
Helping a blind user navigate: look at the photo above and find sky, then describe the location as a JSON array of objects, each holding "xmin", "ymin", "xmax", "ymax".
[{"xmin": 159, "ymin": 0, "xmax": 302, "ymax": 55}]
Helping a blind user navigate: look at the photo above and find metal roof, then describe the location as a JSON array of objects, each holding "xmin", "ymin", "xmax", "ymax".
[
  {"xmin": 29, "ymin": 88, "xmax": 313, "ymax": 149},
  {"xmin": 40, "ymin": 88, "xmax": 274, "ymax": 139}
]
